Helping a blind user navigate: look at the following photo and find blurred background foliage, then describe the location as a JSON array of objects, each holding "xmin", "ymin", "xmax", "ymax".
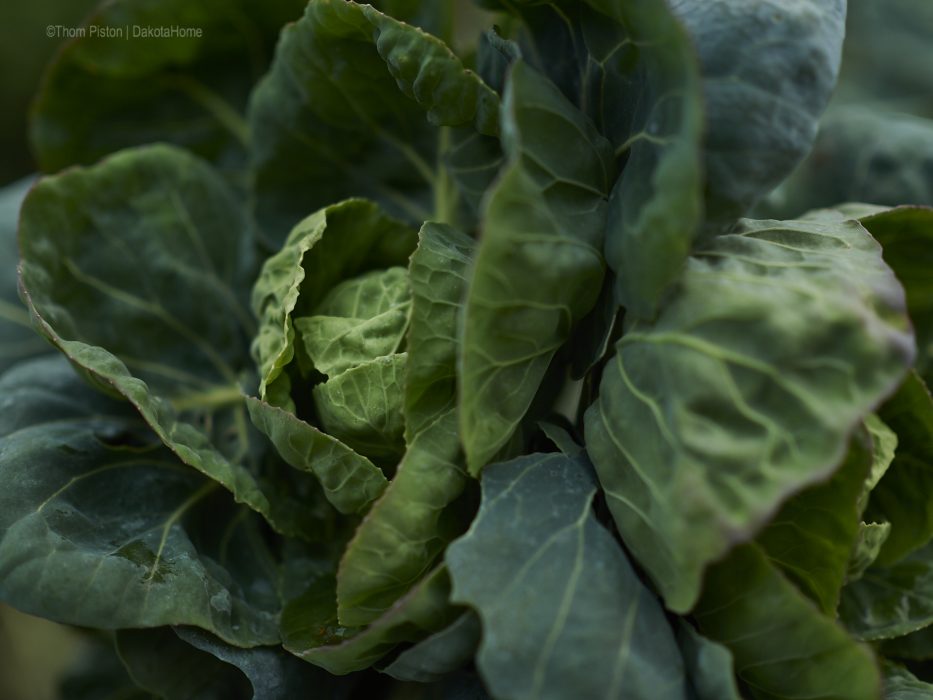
[
  {"xmin": 0, "ymin": 0, "xmax": 931, "ymax": 697},
  {"xmin": 0, "ymin": 0, "xmax": 99, "ymax": 185}
]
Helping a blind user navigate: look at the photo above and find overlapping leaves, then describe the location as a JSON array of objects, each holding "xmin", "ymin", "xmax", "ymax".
[{"xmin": 586, "ymin": 216, "xmax": 915, "ymax": 611}]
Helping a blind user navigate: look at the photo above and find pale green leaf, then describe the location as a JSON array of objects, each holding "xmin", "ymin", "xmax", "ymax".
[
  {"xmin": 336, "ymin": 409, "xmax": 467, "ymax": 626},
  {"xmin": 250, "ymin": 199, "xmax": 417, "ymax": 404},
  {"xmin": 313, "ymin": 353, "xmax": 408, "ymax": 466},
  {"xmin": 246, "ymin": 398, "xmax": 387, "ymax": 515},
  {"xmin": 295, "ymin": 267, "xmax": 411, "ymax": 378},
  {"xmin": 405, "ymin": 222, "xmax": 474, "ymax": 440},
  {"xmin": 848, "ymin": 522, "xmax": 892, "ymax": 583},
  {"xmin": 862, "ymin": 414, "xmax": 899, "ymax": 512}
]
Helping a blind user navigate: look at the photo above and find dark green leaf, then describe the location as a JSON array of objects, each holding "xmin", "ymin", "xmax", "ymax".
[
  {"xmin": 882, "ymin": 627, "xmax": 933, "ymax": 662},
  {"xmin": 283, "ymin": 567, "xmax": 457, "ymax": 675},
  {"xmin": 755, "ymin": 429, "xmax": 872, "ymax": 614},
  {"xmin": 248, "ymin": 0, "xmax": 499, "ymax": 242},
  {"xmin": 764, "ymin": 109, "xmax": 933, "ymax": 219},
  {"xmin": 0, "ymin": 356, "xmax": 281, "ymax": 646},
  {"xmin": 841, "ymin": 540, "xmax": 933, "ymax": 641},
  {"xmin": 695, "ymin": 544, "xmax": 881, "ymax": 700},
  {"xmin": 859, "ymin": 206, "xmax": 933, "ymax": 385},
  {"xmin": 676, "ymin": 622, "xmax": 741, "ymax": 700},
  {"xmin": 380, "ymin": 612, "xmax": 481, "ymax": 683},
  {"xmin": 0, "ymin": 177, "xmax": 48, "ymax": 375},
  {"xmin": 17, "ymin": 144, "xmax": 324, "ymax": 538},
  {"xmin": 669, "ymin": 0, "xmax": 846, "ymax": 226},
  {"xmin": 883, "ymin": 662, "xmax": 933, "ymax": 700},
  {"xmin": 116, "ymin": 628, "xmax": 251, "ymax": 700},
  {"xmin": 31, "ymin": 0, "xmax": 304, "ymax": 176},
  {"xmin": 586, "ymin": 216, "xmax": 915, "ymax": 611},
  {"xmin": 865, "ymin": 372, "xmax": 933, "ymax": 565},
  {"xmin": 580, "ymin": 0, "xmax": 704, "ymax": 317},
  {"xmin": 447, "ymin": 452, "xmax": 689, "ymax": 700},
  {"xmin": 119, "ymin": 626, "xmax": 355, "ymax": 700},
  {"xmin": 60, "ymin": 637, "xmax": 153, "ymax": 700},
  {"xmin": 336, "ymin": 409, "xmax": 467, "ymax": 626},
  {"xmin": 459, "ymin": 61, "xmax": 613, "ymax": 473}
]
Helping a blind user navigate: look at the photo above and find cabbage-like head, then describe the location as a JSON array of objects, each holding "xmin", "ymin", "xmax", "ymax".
[{"xmin": 295, "ymin": 266, "xmax": 411, "ymax": 464}]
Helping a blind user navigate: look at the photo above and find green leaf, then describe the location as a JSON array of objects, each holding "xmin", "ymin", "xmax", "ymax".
[
  {"xmin": 882, "ymin": 663, "xmax": 933, "ymax": 700},
  {"xmin": 882, "ymin": 627, "xmax": 933, "ymax": 662},
  {"xmin": 17, "ymin": 144, "xmax": 324, "ymax": 538},
  {"xmin": 0, "ymin": 356, "xmax": 282, "ymax": 647},
  {"xmin": 313, "ymin": 353, "xmax": 408, "ymax": 465},
  {"xmin": 862, "ymin": 414, "xmax": 900, "ymax": 512},
  {"xmin": 246, "ymin": 398, "xmax": 387, "ymax": 515},
  {"xmin": 0, "ymin": 177, "xmax": 48, "ymax": 375},
  {"xmin": 446, "ymin": 452, "xmax": 689, "ymax": 700},
  {"xmin": 668, "ymin": 0, "xmax": 846, "ymax": 226},
  {"xmin": 294, "ymin": 267, "xmax": 411, "ymax": 378},
  {"xmin": 379, "ymin": 612, "xmax": 481, "ymax": 683},
  {"xmin": 859, "ymin": 206, "xmax": 933, "ymax": 385},
  {"xmin": 31, "ymin": 0, "xmax": 304, "ymax": 175},
  {"xmin": 119, "ymin": 627, "xmax": 353, "ymax": 700},
  {"xmin": 694, "ymin": 544, "xmax": 881, "ymax": 700},
  {"xmin": 459, "ymin": 61, "xmax": 613, "ymax": 473},
  {"xmin": 405, "ymin": 222, "xmax": 474, "ymax": 440},
  {"xmin": 370, "ymin": 0, "xmax": 456, "ymax": 43},
  {"xmin": 248, "ymin": 0, "xmax": 499, "ymax": 242},
  {"xmin": 283, "ymin": 567, "xmax": 457, "ymax": 675},
  {"xmin": 755, "ymin": 429, "xmax": 872, "ymax": 614},
  {"xmin": 848, "ymin": 522, "xmax": 893, "ymax": 583},
  {"xmin": 116, "ymin": 628, "xmax": 251, "ymax": 699},
  {"xmin": 865, "ymin": 372, "xmax": 933, "ymax": 565},
  {"xmin": 578, "ymin": 0, "xmax": 705, "ymax": 317},
  {"xmin": 585, "ymin": 216, "xmax": 915, "ymax": 612},
  {"xmin": 676, "ymin": 622, "xmax": 741, "ymax": 700},
  {"xmin": 840, "ymin": 540, "xmax": 933, "ymax": 641},
  {"xmin": 336, "ymin": 409, "xmax": 467, "ymax": 626},
  {"xmin": 764, "ymin": 109, "xmax": 933, "ymax": 219},
  {"xmin": 60, "ymin": 638, "xmax": 152, "ymax": 700},
  {"xmin": 251, "ymin": 199, "xmax": 417, "ymax": 404}
]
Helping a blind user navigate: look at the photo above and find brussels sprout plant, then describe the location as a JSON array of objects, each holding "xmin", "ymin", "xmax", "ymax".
[{"xmin": 1, "ymin": 0, "xmax": 932, "ymax": 698}]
